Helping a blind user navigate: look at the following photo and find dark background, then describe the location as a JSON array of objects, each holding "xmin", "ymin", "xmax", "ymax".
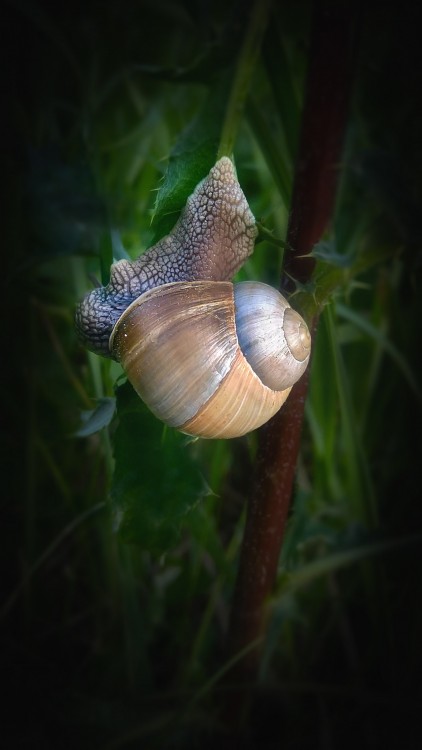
[{"xmin": 1, "ymin": 1, "xmax": 422, "ymax": 747}]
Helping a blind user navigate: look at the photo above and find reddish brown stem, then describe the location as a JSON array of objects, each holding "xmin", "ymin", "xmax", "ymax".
[
  {"xmin": 282, "ymin": 0, "xmax": 360, "ymax": 292},
  {"xmin": 225, "ymin": 0, "xmax": 360, "ymax": 702}
]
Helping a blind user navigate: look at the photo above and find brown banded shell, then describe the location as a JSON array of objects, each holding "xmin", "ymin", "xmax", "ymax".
[{"xmin": 110, "ymin": 280, "xmax": 311, "ymax": 439}]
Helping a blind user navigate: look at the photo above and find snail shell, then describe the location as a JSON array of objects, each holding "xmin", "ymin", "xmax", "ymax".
[{"xmin": 110, "ymin": 280, "xmax": 311, "ymax": 439}]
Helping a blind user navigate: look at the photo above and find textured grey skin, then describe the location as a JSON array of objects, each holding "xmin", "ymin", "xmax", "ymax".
[{"xmin": 75, "ymin": 157, "xmax": 257, "ymax": 357}]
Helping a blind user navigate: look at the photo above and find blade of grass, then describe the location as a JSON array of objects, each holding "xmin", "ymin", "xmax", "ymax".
[
  {"xmin": 1, "ymin": 501, "xmax": 106, "ymax": 619},
  {"xmin": 325, "ymin": 304, "xmax": 377, "ymax": 526},
  {"xmin": 336, "ymin": 302, "xmax": 422, "ymax": 403},
  {"xmin": 246, "ymin": 96, "xmax": 292, "ymax": 207},
  {"xmin": 282, "ymin": 533, "xmax": 422, "ymax": 594},
  {"xmin": 261, "ymin": 14, "xmax": 301, "ymax": 160},
  {"xmin": 217, "ymin": 0, "xmax": 272, "ymax": 158}
]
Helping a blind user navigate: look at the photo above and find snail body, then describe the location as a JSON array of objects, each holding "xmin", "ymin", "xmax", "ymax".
[{"xmin": 76, "ymin": 158, "xmax": 311, "ymax": 439}]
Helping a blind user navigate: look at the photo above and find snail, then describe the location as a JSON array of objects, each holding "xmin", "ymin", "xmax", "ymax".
[{"xmin": 75, "ymin": 157, "xmax": 311, "ymax": 439}]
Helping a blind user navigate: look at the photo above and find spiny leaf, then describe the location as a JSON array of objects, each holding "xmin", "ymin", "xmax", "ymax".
[
  {"xmin": 111, "ymin": 382, "xmax": 207, "ymax": 552},
  {"xmin": 310, "ymin": 239, "xmax": 355, "ymax": 268}
]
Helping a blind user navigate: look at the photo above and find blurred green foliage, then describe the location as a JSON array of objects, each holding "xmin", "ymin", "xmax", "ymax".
[{"xmin": 2, "ymin": 0, "xmax": 422, "ymax": 747}]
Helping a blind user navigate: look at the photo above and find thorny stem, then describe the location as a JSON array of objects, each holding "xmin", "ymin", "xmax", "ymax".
[
  {"xmin": 217, "ymin": 0, "xmax": 272, "ymax": 159},
  {"xmin": 224, "ymin": 0, "xmax": 360, "ymax": 722}
]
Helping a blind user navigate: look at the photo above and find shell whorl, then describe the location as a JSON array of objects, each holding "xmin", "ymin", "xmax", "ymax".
[
  {"xmin": 75, "ymin": 158, "xmax": 257, "ymax": 357},
  {"xmin": 234, "ymin": 282, "xmax": 311, "ymax": 392}
]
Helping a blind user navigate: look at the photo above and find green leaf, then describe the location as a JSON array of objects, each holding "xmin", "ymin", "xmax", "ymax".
[
  {"xmin": 151, "ymin": 75, "xmax": 233, "ymax": 241},
  {"xmin": 111, "ymin": 382, "xmax": 207, "ymax": 552},
  {"xmin": 75, "ymin": 397, "xmax": 116, "ymax": 437}
]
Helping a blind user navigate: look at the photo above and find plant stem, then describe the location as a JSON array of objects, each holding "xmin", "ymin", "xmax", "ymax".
[
  {"xmin": 217, "ymin": 0, "xmax": 272, "ymax": 159},
  {"xmin": 224, "ymin": 0, "xmax": 360, "ymax": 716},
  {"xmin": 282, "ymin": 0, "xmax": 360, "ymax": 291}
]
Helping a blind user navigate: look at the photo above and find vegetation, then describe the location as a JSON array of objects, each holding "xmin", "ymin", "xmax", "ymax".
[{"xmin": 3, "ymin": 0, "xmax": 421, "ymax": 747}]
